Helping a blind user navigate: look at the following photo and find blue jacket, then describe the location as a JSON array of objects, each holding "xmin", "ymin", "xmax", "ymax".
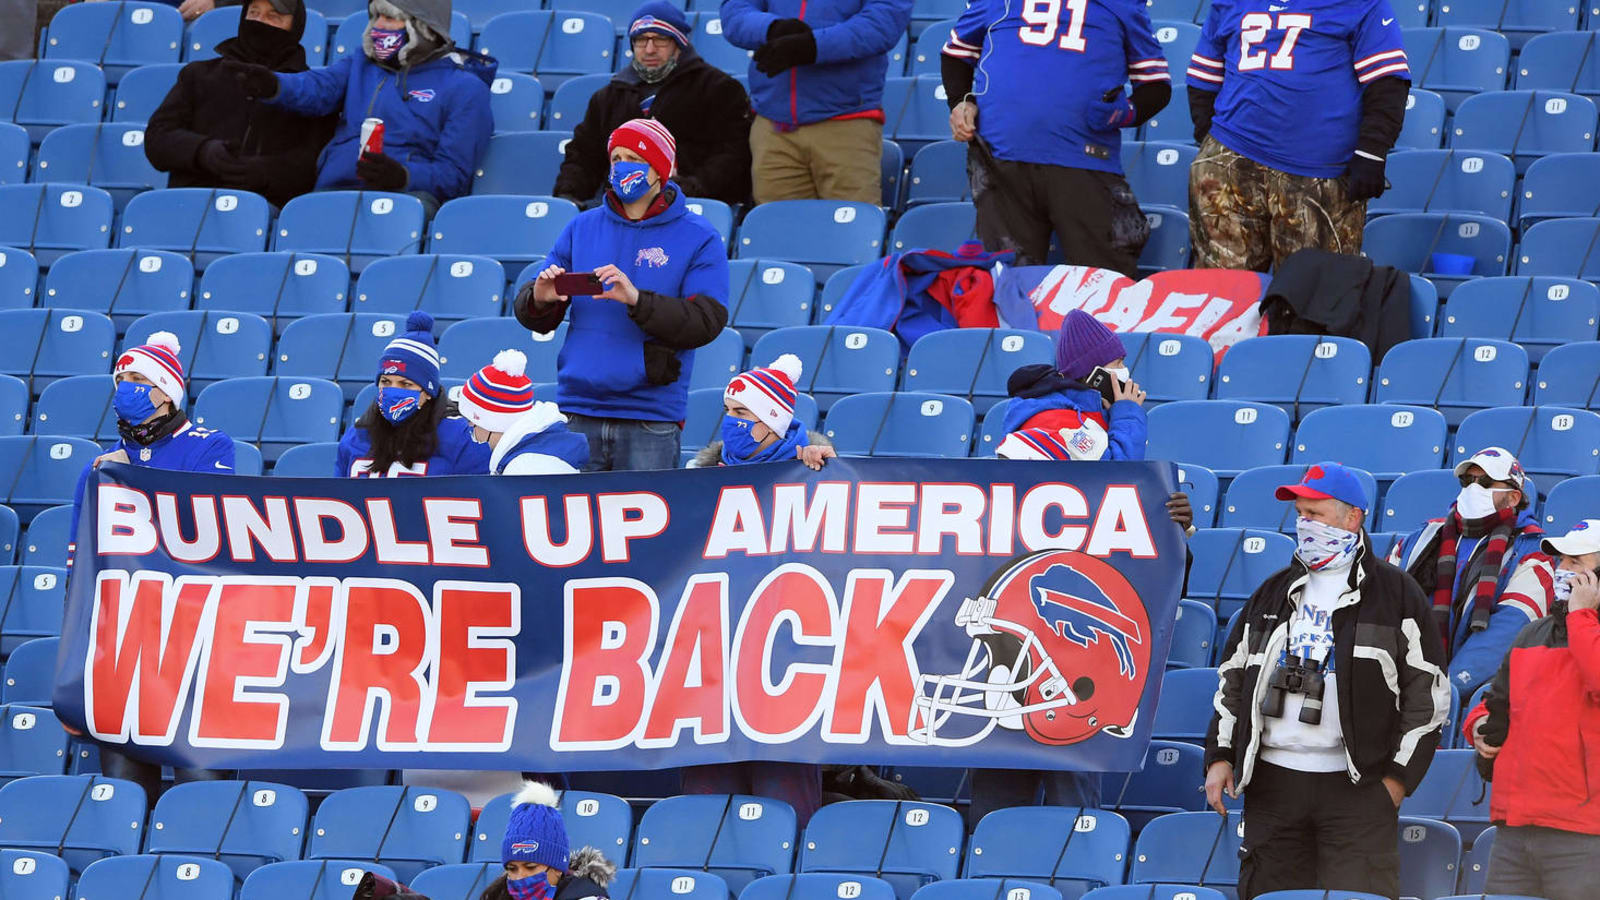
[
  {"xmin": 335, "ymin": 415, "xmax": 491, "ymax": 477},
  {"xmin": 720, "ymin": 0, "xmax": 911, "ymax": 127},
  {"xmin": 271, "ymin": 50, "xmax": 495, "ymax": 202},
  {"xmin": 823, "ymin": 246, "xmax": 1013, "ymax": 354},
  {"xmin": 542, "ymin": 190, "xmax": 730, "ymax": 422},
  {"xmin": 1002, "ymin": 365, "xmax": 1148, "ymax": 461}
]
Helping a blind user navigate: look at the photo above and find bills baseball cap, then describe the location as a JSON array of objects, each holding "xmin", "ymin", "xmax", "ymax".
[
  {"xmin": 1454, "ymin": 446, "xmax": 1526, "ymax": 489},
  {"xmin": 1275, "ymin": 462, "xmax": 1369, "ymax": 512},
  {"xmin": 1541, "ymin": 519, "xmax": 1600, "ymax": 557}
]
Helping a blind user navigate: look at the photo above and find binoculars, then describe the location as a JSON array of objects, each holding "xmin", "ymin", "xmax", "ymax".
[{"xmin": 1261, "ymin": 653, "xmax": 1327, "ymax": 725}]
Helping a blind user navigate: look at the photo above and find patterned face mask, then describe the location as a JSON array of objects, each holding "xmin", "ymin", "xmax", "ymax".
[
  {"xmin": 506, "ymin": 871, "xmax": 557, "ymax": 900},
  {"xmin": 1554, "ymin": 567, "xmax": 1577, "ymax": 605},
  {"xmin": 369, "ymin": 26, "xmax": 407, "ymax": 61},
  {"xmin": 1295, "ymin": 516, "xmax": 1360, "ymax": 571}
]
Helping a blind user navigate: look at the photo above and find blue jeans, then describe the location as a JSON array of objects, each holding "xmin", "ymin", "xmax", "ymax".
[
  {"xmin": 566, "ymin": 413, "xmax": 681, "ymax": 472},
  {"xmin": 1486, "ymin": 824, "xmax": 1600, "ymax": 900}
]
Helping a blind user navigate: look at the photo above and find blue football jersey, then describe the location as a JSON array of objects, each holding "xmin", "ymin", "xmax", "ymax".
[
  {"xmin": 1188, "ymin": 0, "xmax": 1410, "ymax": 177},
  {"xmin": 944, "ymin": 0, "xmax": 1170, "ymax": 173}
]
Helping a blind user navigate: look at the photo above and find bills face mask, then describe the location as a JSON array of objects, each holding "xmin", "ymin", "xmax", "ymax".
[
  {"xmin": 505, "ymin": 872, "xmax": 557, "ymax": 900},
  {"xmin": 378, "ymin": 386, "xmax": 423, "ymax": 424},
  {"xmin": 113, "ymin": 381, "xmax": 159, "ymax": 424},
  {"xmin": 369, "ymin": 26, "xmax": 407, "ymax": 61},
  {"xmin": 1295, "ymin": 516, "xmax": 1361, "ymax": 571},
  {"xmin": 1554, "ymin": 568, "xmax": 1577, "ymax": 604},
  {"xmin": 609, "ymin": 160, "xmax": 653, "ymax": 202}
]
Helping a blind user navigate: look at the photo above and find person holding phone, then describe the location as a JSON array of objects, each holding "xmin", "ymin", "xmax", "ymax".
[
  {"xmin": 513, "ymin": 118, "xmax": 730, "ymax": 472},
  {"xmin": 998, "ymin": 309, "xmax": 1148, "ymax": 460}
]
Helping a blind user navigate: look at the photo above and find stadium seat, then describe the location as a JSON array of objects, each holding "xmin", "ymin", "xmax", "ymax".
[
  {"xmin": 1361, "ymin": 213, "xmax": 1512, "ymax": 296},
  {"xmin": 1399, "ymin": 750, "xmax": 1492, "ymax": 839},
  {"xmin": 1139, "ymin": 206, "xmax": 1192, "ymax": 275},
  {"xmin": 438, "ymin": 318, "xmax": 564, "ymax": 384},
  {"xmin": 1396, "ymin": 816, "xmax": 1463, "ymax": 900},
  {"xmin": 239, "ymin": 860, "xmax": 400, "ymax": 900},
  {"xmin": 1, "ymin": 638, "xmax": 57, "ymax": 707},
  {"xmin": 1453, "ymin": 405, "xmax": 1600, "ymax": 486},
  {"xmin": 1457, "ymin": 825, "xmax": 1495, "ymax": 894},
  {"xmin": 191, "ymin": 377, "xmax": 344, "ymax": 461},
  {"xmin": 32, "ymin": 122, "xmax": 166, "ymax": 209},
  {"xmin": 1187, "ymin": 528, "xmax": 1295, "ymax": 619},
  {"xmin": 1128, "ymin": 812, "xmax": 1242, "ymax": 895},
  {"xmin": 1398, "ymin": 89, "xmax": 1449, "ymax": 149},
  {"xmin": 1082, "ymin": 890, "xmax": 1228, "ymax": 900},
  {"xmin": 1293, "ymin": 404, "xmax": 1448, "ymax": 482},
  {"xmin": 1436, "ymin": 0, "xmax": 1579, "ymax": 50},
  {"xmin": 1379, "ymin": 468, "xmax": 1460, "ymax": 536},
  {"xmin": 1176, "ymin": 463, "xmax": 1220, "ymax": 529},
  {"xmin": 146, "ymin": 780, "xmax": 309, "ymax": 882},
  {"xmin": 964, "ymin": 807, "xmax": 1132, "ymax": 896},
  {"xmin": 0, "ymin": 185, "xmax": 114, "ymax": 268},
  {"xmin": 688, "ymin": 326, "xmax": 746, "ymax": 393},
  {"xmin": 1541, "ymin": 473, "xmax": 1600, "ymax": 531},
  {"xmin": 0, "ymin": 309, "xmax": 115, "ymax": 391},
  {"xmin": 1221, "ymin": 464, "xmax": 1379, "ymax": 533},
  {"xmin": 1102, "ymin": 741, "xmax": 1213, "ymax": 832},
  {"xmin": 355, "ymin": 254, "xmax": 504, "ymax": 323},
  {"xmin": 328, "ymin": 14, "xmax": 371, "ymax": 60},
  {"xmin": 824, "ymin": 392, "xmax": 974, "ymax": 458},
  {"xmin": 0, "ymin": 437, "xmax": 99, "ymax": 520},
  {"xmin": 745, "ymin": 874, "xmax": 897, "ymax": 900},
  {"xmin": 184, "ymin": 6, "xmax": 328, "ymax": 64},
  {"xmin": 233, "ymin": 440, "xmax": 263, "ymax": 476},
  {"xmin": 880, "ymin": 75, "xmax": 949, "ymax": 153},
  {"xmin": 305, "ymin": 786, "xmax": 469, "ymax": 883},
  {"xmin": 0, "ymin": 775, "xmax": 146, "ymax": 875},
  {"xmin": 122, "ymin": 311, "xmax": 269, "ymax": 391},
  {"xmin": 43, "ymin": 2, "xmax": 182, "ymax": 82},
  {"xmin": 1117, "ymin": 332, "xmax": 1214, "ymax": 404},
  {"xmin": 908, "ymin": 17, "xmax": 956, "ymax": 75},
  {"xmin": 1368, "ymin": 150, "xmax": 1515, "ymax": 220},
  {"xmin": 410, "ymin": 862, "xmax": 498, "ymax": 898},
  {"xmin": 0, "ymin": 706, "xmax": 67, "ymax": 782},
  {"xmin": 890, "ymin": 202, "xmax": 976, "ymax": 254},
  {"xmin": 20, "ymin": 508, "xmax": 68, "ymax": 568},
  {"xmin": 1123, "ymin": 141, "xmax": 1197, "ymax": 210},
  {"xmin": 914, "ymin": 882, "xmax": 1068, "ymax": 900},
  {"xmin": 685, "ymin": 197, "xmax": 734, "ymax": 245},
  {"xmin": 1402, "ymin": 28, "xmax": 1511, "ymax": 111},
  {"xmin": 610, "ymin": 868, "xmax": 730, "ymax": 900},
  {"xmin": 750, "ymin": 326, "xmax": 900, "ymax": 411},
  {"xmin": 428, "ymin": 195, "xmax": 579, "ymax": 270},
  {"xmin": 1535, "ymin": 340, "xmax": 1600, "ymax": 407},
  {"xmin": 275, "ymin": 313, "xmax": 411, "ymax": 395},
  {"xmin": 723, "ymin": 260, "xmax": 815, "ymax": 349},
  {"xmin": 0, "ymin": 507, "xmax": 14, "ymax": 565},
  {"xmin": 486, "ymin": 71, "xmax": 544, "ymax": 133},
  {"xmin": 476, "ymin": 11, "xmax": 613, "ymax": 86},
  {"xmin": 472, "ymin": 789, "xmax": 631, "ymax": 863},
  {"xmin": 0, "ymin": 248, "xmax": 37, "ymax": 312},
  {"xmin": 1166, "ymin": 599, "xmax": 1219, "ymax": 670},
  {"xmin": 909, "ymin": 0, "xmax": 960, "ymax": 34},
  {"xmin": 904, "ymin": 141, "xmax": 969, "ymax": 207},
  {"xmin": 270, "ymin": 441, "xmax": 338, "ymax": 477},
  {"xmin": 633, "ymin": 795, "xmax": 798, "ymax": 896},
  {"xmin": 817, "ymin": 265, "xmax": 867, "ymax": 322},
  {"xmin": 275, "ymin": 191, "xmax": 425, "ymax": 274},
  {"xmin": 1517, "ymin": 153, "xmax": 1600, "ymax": 230},
  {"xmin": 0, "ymin": 567, "xmax": 67, "ymax": 655},
  {"xmin": 42, "ymin": 249, "xmax": 192, "ymax": 325},
  {"xmin": 1519, "ymin": 217, "xmax": 1600, "ymax": 280},
  {"xmin": 119, "ymin": 187, "xmax": 271, "ymax": 269},
  {"xmin": 1452, "ymin": 90, "xmax": 1598, "ymax": 172},
  {"xmin": 1146, "ymin": 401, "xmax": 1290, "ymax": 478},
  {"xmin": 109, "ymin": 62, "xmax": 181, "ymax": 123},
  {"xmin": 691, "ymin": 12, "xmax": 751, "ymax": 76},
  {"xmin": 798, "ymin": 800, "xmax": 962, "ymax": 897},
  {"xmin": 76, "ymin": 854, "xmax": 235, "ymax": 900},
  {"xmin": 738, "ymin": 201, "xmax": 886, "ymax": 286},
  {"xmin": 0, "ymin": 849, "xmax": 68, "ymax": 900},
  {"xmin": 1214, "ymin": 335, "xmax": 1370, "ymax": 421},
  {"xmin": 1412, "ymin": 273, "xmax": 1440, "ymax": 338},
  {"xmin": 473, "ymin": 131, "xmax": 569, "ymax": 196},
  {"xmin": 1374, "ymin": 338, "xmax": 1529, "ymax": 426},
  {"xmin": 1152, "ymin": 667, "xmax": 1220, "ymax": 742},
  {"xmin": 543, "ymin": 72, "xmax": 609, "ymax": 130},
  {"xmin": 196, "ymin": 252, "xmax": 349, "ymax": 330},
  {"xmin": 1517, "ymin": 32, "xmax": 1600, "ymax": 96},
  {"xmin": 0, "ymin": 60, "xmax": 107, "ymax": 143},
  {"xmin": 0, "ymin": 377, "xmax": 22, "ymax": 438},
  {"xmin": 1139, "ymin": 23, "xmax": 1198, "ymax": 143},
  {"xmin": 903, "ymin": 329, "xmax": 1053, "ymax": 413},
  {"xmin": 1439, "ymin": 276, "xmax": 1599, "ymax": 362}
]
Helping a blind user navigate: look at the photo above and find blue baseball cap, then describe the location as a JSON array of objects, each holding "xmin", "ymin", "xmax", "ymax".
[{"xmin": 1275, "ymin": 462, "xmax": 1368, "ymax": 512}]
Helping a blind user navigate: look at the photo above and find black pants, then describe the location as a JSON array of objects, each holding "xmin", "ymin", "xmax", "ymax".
[
  {"xmin": 99, "ymin": 749, "xmax": 228, "ymax": 804},
  {"xmin": 967, "ymin": 142, "xmax": 1149, "ymax": 276},
  {"xmin": 967, "ymin": 768, "xmax": 1101, "ymax": 831},
  {"xmin": 1238, "ymin": 761, "xmax": 1400, "ymax": 900}
]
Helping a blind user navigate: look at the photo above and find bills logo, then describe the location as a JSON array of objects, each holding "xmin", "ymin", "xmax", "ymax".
[
  {"xmin": 116, "ymin": 353, "xmax": 136, "ymax": 370},
  {"xmin": 1031, "ymin": 564, "xmax": 1143, "ymax": 679},
  {"xmin": 619, "ymin": 169, "xmax": 648, "ymax": 193},
  {"xmin": 510, "ymin": 841, "xmax": 540, "ymax": 853},
  {"xmin": 636, "ymin": 246, "xmax": 669, "ymax": 268},
  {"xmin": 372, "ymin": 31, "xmax": 405, "ymax": 53},
  {"xmin": 382, "ymin": 361, "xmax": 407, "ymax": 373},
  {"xmin": 408, "ymin": 89, "xmax": 436, "ymax": 102},
  {"xmin": 386, "ymin": 394, "xmax": 418, "ymax": 418}
]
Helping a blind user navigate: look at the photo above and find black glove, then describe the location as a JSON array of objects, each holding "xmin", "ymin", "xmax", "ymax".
[
  {"xmin": 1342, "ymin": 153, "xmax": 1388, "ymax": 202},
  {"xmin": 754, "ymin": 30, "xmax": 817, "ymax": 76},
  {"xmin": 220, "ymin": 59, "xmax": 279, "ymax": 99},
  {"xmin": 196, "ymin": 140, "xmax": 251, "ymax": 181},
  {"xmin": 356, "ymin": 151, "xmax": 409, "ymax": 191},
  {"xmin": 765, "ymin": 17, "xmax": 811, "ymax": 41}
]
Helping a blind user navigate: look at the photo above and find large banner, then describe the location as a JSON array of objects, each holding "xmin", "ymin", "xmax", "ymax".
[{"xmin": 55, "ymin": 460, "xmax": 1187, "ymax": 773}]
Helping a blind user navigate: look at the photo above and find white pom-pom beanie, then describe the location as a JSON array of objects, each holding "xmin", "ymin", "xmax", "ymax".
[
  {"xmin": 460, "ymin": 348, "xmax": 535, "ymax": 433},
  {"xmin": 725, "ymin": 353, "xmax": 803, "ymax": 436},
  {"xmin": 115, "ymin": 331, "xmax": 186, "ymax": 406}
]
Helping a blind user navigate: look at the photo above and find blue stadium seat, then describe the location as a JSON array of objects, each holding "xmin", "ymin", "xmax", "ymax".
[
  {"xmin": 1146, "ymin": 401, "xmax": 1290, "ymax": 478},
  {"xmin": 882, "ymin": 75, "xmax": 953, "ymax": 153},
  {"xmin": 1452, "ymin": 90, "xmax": 1598, "ymax": 172},
  {"xmin": 1517, "ymin": 153, "xmax": 1600, "ymax": 229},
  {"xmin": 824, "ymin": 392, "xmax": 974, "ymax": 458},
  {"xmin": 0, "ymin": 123, "xmax": 27, "ymax": 186},
  {"xmin": 1411, "ymin": 272, "xmax": 1439, "ymax": 338},
  {"xmin": 1402, "ymin": 28, "xmax": 1511, "ymax": 111},
  {"xmin": 0, "ymin": 377, "xmax": 22, "ymax": 438},
  {"xmin": 610, "ymin": 868, "xmax": 729, "ymax": 900},
  {"xmin": 184, "ymin": 6, "xmax": 328, "ymax": 64},
  {"xmin": 191, "ymin": 377, "xmax": 344, "ymax": 461},
  {"xmin": 818, "ymin": 265, "xmax": 867, "ymax": 321},
  {"xmin": 306, "ymin": 786, "xmax": 469, "ymax": 883},
  {"xmin": 1120, "ymin": 332, "xmax": 1215, "ymax": 404},
  {"xmin": 632, "ymin": 794, "xmax": 798, "ymax": 896},
  {"xmin": 1123, "ymin": 141, "xmax": 1197, "ymax": 210},
  {"xmin": 909, "ymin": 17, "xmax": 956, "ymax": 75},
  {"xmin": 1166, "ymin": 599, "xmax": 1219, "ymax": 669},
  {"xmin": 275, "ymin": 313, "xmax": 411, "ymax": 396},
  {"xmin": 1102, "ymin": 741, "xmax": 1216, "ymax": 832},
  {"xmin": 903, "ymin": 328, "xmax": 1054, "ymax": 413},
  {"xmin": 1176, "ymin": 463, "xmax": 1220, "ymax": 529},
  {"xmin": 1214, "ymin": 335, "xmax": 1370, "ymax": 421},
  {"xmin": 453, "ymin": 0, "xmax": 532, "ymax": 33},
  {"xmin": 892, "ymin": 205, "xmax": 979, "ymax": 257},
  {"xmin": 327, "ymin": 14, "xmax": 369, "ymax": 60},
  {"xmin": 544, "ymin": 72, "xmax": 610, "ymax": 130},
  {"xmin": 275, "ymin": 191, "xmax": 425, "ymax": 274},
  {"xmin": 1398, "ymin": 749, "xmax": 1492, "ymax": 835},
  {"xmin": 197, "ymin": 252, "xmax": 349, "ymax": 330},
  {"xmin": 472, "ymin": 789, "xmax": 631, "ymax": 863},
  {"xmin": 239, "ymin": 860, "xmax": 400, "ymax": 900},
  {"xmin": 0, "ymin": 507, "xmax": 15, "ymax": 565},
  {"xmin": 745, "ymin": 875, "xmax": 897, "ymax": 900},
  {"xmin": 0, "ymin": 185, "xmax": 114, "ymax": 268},
  {"xmin": 476, "ymin": 11, "xmax": 613, "ymax": 86},
  {"xmin": 43, "ymin": 2, "xmax": 182, "ymax": 83},
  {"xmin": 1221, "ymin": 464, "xmax": 1378, "ymax": 533},
  {"xmin": 1139, "ymin": 205, "xmax": 1191, "ymax": 275},
  {"xmin": 1374, "ymin": 338, "xmax": 1530, "ymax": 426},
  {"xmin": 29, "ymin": 374, "xmax": 116, "ymax": 440},
  {"xmin": 905, "ymin": 141, "xmax": 969, "ymax": 207},
  {"xmin": 1396, "ymin": 817, "xmax": 1462, "ymax": 900},
  {"xmin": 270, "ymin": 441, "xmax": 338, "ymax": 477},
  {"xmin": 110, "ymin": 62, "xmax": 181, "ymax": 123},
  {"xmin": 725, "ymin": 260, "xmax": 815, "ymax": 349},
  {"xmin": 1361, "ymin": 213, "xmax": 1512, "ymax": 296},
  {"xmin": 691, "ymin": 12, "xmax": 752, "ymax": 76},
  {"xmin": 355, "ymin": 255, "xmax": 504, "ymax": 323},
  {"xmin": 1, "ymin": 638, "xmax": 57, "ymax": 706},
  {"xmin": 119, "ymin": 187, "xmax": 271, "ymax": 270},
  {"xmin": 686, "ymin": 197, "xmax": 735, "ymax": 245},
  {"xmin": 76, "ymin": 854, "xmax": 236, "ymax": 900},
  {"xmin": 1145, "ymin": 0, "xmax": 1205, "ymax": 21},
  {"xmin": 233, "ymin": 440, "xmax": 263, "ymax": 476},
  {"xmin": 1293, "ymin": 404, "xmax": 1448, "ymax": 482},
  {"xmin": 1380, "ymin": 468, "xmax": 1460, "ymax": 536},
  {"xmin": 1541, "ymin": 473, "xmax": 1600, "ymax": 531},
  {"xmin": 42, "ymin": 249, "xmax": 191, "ymax": 325},
  {"xmin": 1519, "ymin": 217, "xmax": 1600, "ymax": 280},
  {"xmin": 1398, "ymin": 89, "xmax": 1449, "ymax": 149},
  {"xmin": 486, "ymin": 72, "xmax": 544, "ymax": 133},
  {"xmin": 750, "ymin": 326, "xmax": 899, "ymax": 411},
  {"xmin": 1368, "ymin": 150, "xmax": 1516, "ymax": 220},
  {"xmin": 0, "ymin": 60, "xmax": 107, "ymax": 143},
  {"xmin": 20, "ymin": 507, "xmax": 69, "ymax": 568},
  {"xmin": 0, "ymin": 706, "xmax": 67, "ymax": 782},
  {"xmin": 1080, "ymin": 889, "xmax": 1226, "ymax": 900},
  {"xmin": 688, "ymin": 326, "xmax": 746, "ymax": 392},
  {"xmin": 964, "ymin": 807, "xmax": 1132, "ymax": 895},
  {"xmin": 1152, "ymin": 667, "xmax": 1220, "ymax": 742},
  {"xmin": 913, "ymin": 881, "xmax": 1067, "ymax": 900},
  {"xmin": 0, "ymin": 309, "xmax": 115, "ymax": 390},
  {"xmin": 1435, "ymin": 0, "xmax": 1579, "ymax": 50},
  {"xmin": 428, "ymin": 195, "xmax": 579, "ymax": 269},
  {"xmin": 1187, "ymin": 528, "xmax": 1295, "ymax": 618},
  {"xmin": 0, "ymin": 775, "xmax": 146, "ymax": 875},
  {"xmin": 739, "ymin": 201, "xmax": 886, "ymax": 286},
  {"xmin": 33, "ymin": 123, "xmax": 168, "ymax": 210},
  {"xmin": 1439, "ymin": 276, "xmax": 1600, "ymax": 362},
  {"xmin": 798, "ymin": 800, "xmax": 961, "ymax": 898},
  {"xmin": 438, "ymin": 318, "xmax": 564, "ymax": 383},
  {"xmin": 408, "ymin": 863, "xmax": 501, "ymax": 899},
  {"xmin": 1128, "ymin": 812, "xmax": 1243, "ymax": 895},
  {"xmin": 910, "ymin": 0, "xmax": 961, "ymax": 33},
  {"xmin": 1453, "ymin": 405, "xmax": 1600, "ymax": 486},
  {"xmin": 125, "ymin": 311, "xmax": 273, "ymax": 391},
  {"xmin": 0, "ymin": 438, "xmax": 100, "ymax": 519},
  {"xmin": 1535, "ymin": 341, "xmax": 1600, "ymax": 408},
  {"xmin": 0, "ymin": 849, "xmax": 68, "ymax": 900},
  {"xmin": 1517, "ymin": 32, "xmax": 1600, "ymax": 96},
  {"xmin": 0, "ymin": 568, "xmax": 67, "ymax": 655},
  {"xmin": 146, "ymin": 781, "xmax": 309, "ymax": 882},
  {"xmin": 1139, "ymin": 22, "xmax": 1198, "ymax": 143},
  {"xmin": 472, "ymin": 131, "xmax": 569, "ymax": 196},
  {"xmin": 0, "ymin": 248, "xmax": 37, "ymax": 312},
  {"xmin": 1457, "ymin": 825, "xmax": 1495, "ymax": 894}
]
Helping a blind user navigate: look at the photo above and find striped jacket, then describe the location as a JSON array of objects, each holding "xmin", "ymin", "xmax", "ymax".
[{"xmin": 1205, "ymin": 536, "xmax": 1452, "ymax": 793}]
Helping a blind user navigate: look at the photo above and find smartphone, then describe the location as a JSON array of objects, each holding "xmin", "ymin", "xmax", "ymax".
[
  {"xmin": 1083, "ymin": 366, "xmax": 1120, "ymax": 406},
  {"xmin": 552, "ymin": 272, "xmax": 605, "ymax": 296}
]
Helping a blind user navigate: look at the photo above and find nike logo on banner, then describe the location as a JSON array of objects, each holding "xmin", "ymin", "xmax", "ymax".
[
  {"xmin": 214, "ymin": 461, "xmax": 231, "ymax": 470},
  {"xmin": 1382, "ymin": 17, "xmax": 1394, "ymax": 24}
]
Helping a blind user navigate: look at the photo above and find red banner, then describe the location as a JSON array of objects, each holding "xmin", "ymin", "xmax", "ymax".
[{"xmin": 1025, "ymin": 267, "xmax": 1270, "ymax": 363}]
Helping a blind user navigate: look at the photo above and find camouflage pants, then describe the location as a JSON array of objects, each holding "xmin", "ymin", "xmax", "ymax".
[{"xmin": 1188, "ymin": 136, "xmax": 1366, "ymax": 272}]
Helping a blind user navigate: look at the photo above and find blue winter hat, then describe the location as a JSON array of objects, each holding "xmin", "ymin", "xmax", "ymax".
[
  {"xmin": 628, "ymin": 0, "xmax": 691, "ymax": 48},
  {"xmin": 378, "ymin": 310, "xmax": 441, "ymax": 398},
  {"xmin": 502, "ymin": 781, "xmax": 570, "ymax": 872},
  {"xmin": 1054, "ymin": 310, "xmax": 1127, "ymax": 381}
]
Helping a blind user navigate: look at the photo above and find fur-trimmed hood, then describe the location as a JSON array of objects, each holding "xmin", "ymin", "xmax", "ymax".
[
  {"xmin": 477, "ymin": 847, "xmax": 617, "ymax": 900},
  {"xmin": 690, "ymin": 429, "xmax": 830, "ymax": 468}
]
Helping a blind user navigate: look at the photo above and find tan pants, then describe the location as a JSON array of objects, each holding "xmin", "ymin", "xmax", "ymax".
[{"xmin": 750, "ymin": 115, "xmax": 882, "ymax": 205}]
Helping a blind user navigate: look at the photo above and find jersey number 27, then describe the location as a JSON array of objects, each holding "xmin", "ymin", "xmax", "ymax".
[
  {"xmin": 1239, "ymin": 12, "xmax": 1312, "ymax": 71},
  {"xmin": 1019, "ymin": 0, "xmax": 1088, "ymax": 52}
]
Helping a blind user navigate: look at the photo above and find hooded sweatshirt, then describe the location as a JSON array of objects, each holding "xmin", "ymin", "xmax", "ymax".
[
  {"xmin": 490, "ymin": 402, "xmax": 592, "ymax": 474},
  {"xmin": 1001, "ymin": 363, "xmax": 1148, "ymax": 461}
]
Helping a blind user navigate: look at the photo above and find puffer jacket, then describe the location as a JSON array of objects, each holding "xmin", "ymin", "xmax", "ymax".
[{"xmin": 477, "ymin": 847, "xmax": 617, "ymax": 900}]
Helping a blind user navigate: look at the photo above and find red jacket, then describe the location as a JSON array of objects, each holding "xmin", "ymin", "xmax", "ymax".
[{"xmin": 1462, "ymin": 606, "xmax": 1600, "ymax": 835}]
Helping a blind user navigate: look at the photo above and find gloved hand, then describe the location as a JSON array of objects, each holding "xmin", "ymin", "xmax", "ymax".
[
  {"xmin": 219, "ymin": 59, "xmax": 279, "ymax": 99},
  {"xmin": 754, "ymin": 28, "xmax": 817, "ymax": 76},
  {"xmin": 1343, "ymin": 153, "xmax": 1388, "ymax": 201},
  {"xmin": 1089, "ymin": 90, "xmax": 1137, "ymax": 129},
  {"xmin": 196, "ymin": 139, "xmax": 252, "ymax": 180},
  {"xmin": 765, "ymin": 17, "xmax": 811, "ymax": 40},
  {"xmin": 356, "ymin": 151, "xmax": 409, "ymax": 191}
]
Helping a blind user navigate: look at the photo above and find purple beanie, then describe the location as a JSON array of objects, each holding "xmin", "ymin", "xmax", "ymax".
[{"xmin": 1054, "ymin": 310, "xmax": 1127, "ymax": 381}]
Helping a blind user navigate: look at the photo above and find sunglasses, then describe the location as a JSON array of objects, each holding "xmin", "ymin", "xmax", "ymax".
[{"xmin": 1458, "ymin": 473, "xmax": 1514, "ymax": 489}]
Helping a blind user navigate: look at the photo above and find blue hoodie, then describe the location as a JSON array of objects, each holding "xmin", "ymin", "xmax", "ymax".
[
  {"xmin": 270, "ymin": 50, "xmax": 495, "ymax": 202},
  {"xmin": 544, "ymin": 188, "xmax": 729, "ymax": 422}
]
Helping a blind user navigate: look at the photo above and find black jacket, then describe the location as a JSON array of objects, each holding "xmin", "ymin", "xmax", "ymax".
[
  {"xmin": 552, "ymin": 49, "xmax": 752, "ymax": 206},
  {"xmin": 143, "ymin": 0, "xmax": 337, "ymax": 208},
  {"xmin": 1259, "ymin": 247, "xmax": 1412, "ymax": 362},
  {"xmin": 1205, "ymin": 536, "xmax": 1451, "ymax": 795}
]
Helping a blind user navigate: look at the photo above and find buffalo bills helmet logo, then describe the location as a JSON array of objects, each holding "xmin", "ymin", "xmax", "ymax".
[
  {"xmin": 408, "ymin": 89, "xmax": 436, "ymax": 102},
  {"xmin": 1030, "ymin": 564, "xmax": 1143, "ymax": 679},
  {"xmin": 116, "ymin": 353, "xmax": 136, "ymax": 370},
  {"xmin": 386, "ymin": 394, "xmax": 418, "ymax": 417}
]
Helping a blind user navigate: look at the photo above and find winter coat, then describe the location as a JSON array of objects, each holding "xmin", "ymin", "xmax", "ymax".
[
  {"xmin": 269, "ymin": 48, "xmax": 495, "ymax": 202},
  {"xmin": 1463, "ymin": 605, "xmax": 1600, "ymax": 836},
  {"xmin": 1206, "ymin": 536, "xmax": 1452, "ymax": 794},
  {"xmin": 143, "ymin": 0, "xmax": 337, "ymax": 208},
  {"xmin": 822, "ymin": 246, "xmax": 1012, "ymax": 353},
  {"xmin": 477, "ymin": 847, "xmax": 616, "ymax": 900},
  {"xmin": 552, "ymin": 48, "xmax": 752, "ymax": 205},
  {"xmin": 1001, "ymin": 363, "xmax": 1147, "ymax": 461},
  {"xmin": 490, "ymin": 402, "xmax": 592, "ymax": 474},
  {"xmin": 719, "ymin": 0, "xmax": 911, "ymax": 128},
  {"xmin": 1260, "ymin": 247, "xmax": 1412, "ymax": 363},
  {"xmin": 690, "ymin": 429, "xmax": 831, "ymax": 467},
  {"xmin": 514, "ymin": 187, "xmax": 729, "ymax": 423}
]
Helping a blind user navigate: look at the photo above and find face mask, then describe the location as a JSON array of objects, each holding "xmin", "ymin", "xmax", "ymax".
[
  {"xmin": 113, "ymin": 381, "xmax": 159, "ymax": 424},
  {"xmin": 1554, "ymin": 568, "xmax": 1576, "ymax": 605},
  {"xmin": 1295, "ymin": 516, "xmax": 1361, "ymax": 572},
  {"xmin": 1103, "ymin": 366, "xmax": 1130, "ymax": 383},
  {"xmin": 1455, "ymin": 484, "xmax": 1507, "ymax": 521},
  {"xmin": 369, "ymin": 26, "xmax": 407, "ymax": 62},
  {"xmin": 609, "ymin": 160, "xmax": 654, "ymax": 202},
  {"xmin": 377, "ymin": 386, "xmax": 423, "ymax": 424},
  {"xmin": 720, "ymin": 415, "xmax": 765, "ymax": 462},
  {"xmin": 632, "ymin": 54, "xmax": 678, "ymax": 84},
  {"xmin": 238, "ymin": 18, "xmax": 300, "ymax": 58},
  {"xmin": 505, "ymin": 872, "xmax": 557, "ymax": 900}
]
